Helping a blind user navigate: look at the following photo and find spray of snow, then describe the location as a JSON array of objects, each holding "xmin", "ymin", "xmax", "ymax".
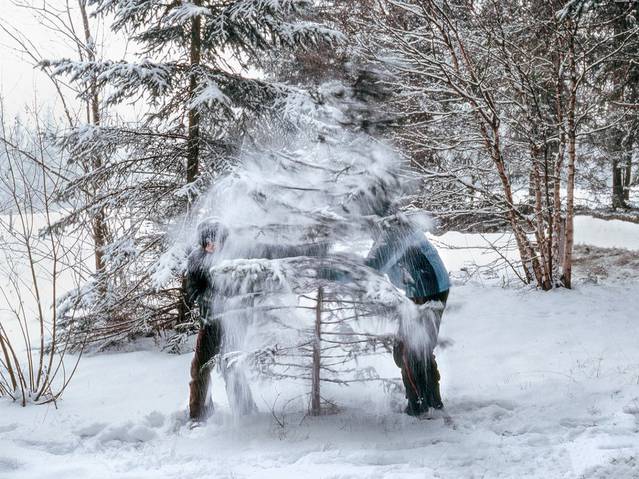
[{"xmin": 156, "ymin": 82, "xmax": 442, "ymax": 412}]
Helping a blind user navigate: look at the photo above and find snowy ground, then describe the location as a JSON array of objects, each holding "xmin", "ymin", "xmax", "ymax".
[{"xmin": 2, "ymin": 216, "xmax": 639, "ymax": 479}]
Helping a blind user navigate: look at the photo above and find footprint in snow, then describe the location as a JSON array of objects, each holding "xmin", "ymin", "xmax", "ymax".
[
  {"xmin": 97, "ymin": 422, "xmax": 157, "ymax": 444},
  {"xmin": 143, "ymin": 410, "xmax": 165, "ymax": 428},
  {"xmin": 621, "ymin": 402, "xmax": 639, "ymax": 416},
  {"xmin": 0, "ymin": 456, "xmax": 20, "ymax": 472},
  {"xmin": 0, "ymin": 423, "xmax": 18, "ymax": 434},
  {"xmin": 579, "ymin": 456, "xmax": 638, "ymax": 479},
  {"xmin": 73, "ymin": 422, "xmax": 107, "ymax": 438}
]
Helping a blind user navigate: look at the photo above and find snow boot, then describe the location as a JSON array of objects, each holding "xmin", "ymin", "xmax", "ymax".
[
  {"xmin": 425, "ymin": 356, "xmax": 444, "ymax": 410},
  {"xmin": 404, "ymin": 400, "xmax": 425, "ymax": 417}
]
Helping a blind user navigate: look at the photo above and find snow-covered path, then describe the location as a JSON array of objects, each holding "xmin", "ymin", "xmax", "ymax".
[{"xmin": 2, "ymin": 279, "xmax": 639, "ymax": 479}]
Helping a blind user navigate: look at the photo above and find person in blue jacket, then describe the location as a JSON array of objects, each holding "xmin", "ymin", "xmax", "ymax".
[{"xmin": 366, "ymin": 216, "xmax": 450, "ymax": 416}]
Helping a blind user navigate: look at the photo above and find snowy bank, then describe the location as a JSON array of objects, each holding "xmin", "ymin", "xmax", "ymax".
[
  {"xmin": 431, "ymin": 215, "xmax": 639, "ymax": 282},
  {"xmin": 2, "ymin": 279, "xmax": 639, "ymax": 479},
  {"xmin": 2, "ymin": 215, "xmax": 639, "ymax": 478}
]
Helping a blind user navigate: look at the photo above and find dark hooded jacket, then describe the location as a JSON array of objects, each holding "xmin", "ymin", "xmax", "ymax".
[
  {"xmin": 366, "ymin": 226, "xmax": 449, "ymax": 298},
  {"xmin": 185, "ymin": 220, "xmax": 230, "ymax": 323}
]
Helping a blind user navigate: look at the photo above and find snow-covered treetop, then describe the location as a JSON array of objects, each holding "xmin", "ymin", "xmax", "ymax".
[
  {"xmin": 197, "ymin": 82, "xmax": 406, "ymax": 251},
  {"xmin": 152, "ymin": 78, "xmax": 419, "ymax": 287},
  {"xmin": 90, "ymin": 0, "xmax": 342, "ymax": 61},
  {"xmin": 48, "ymin": 0, "xmax": 341, "ymax": 117}
]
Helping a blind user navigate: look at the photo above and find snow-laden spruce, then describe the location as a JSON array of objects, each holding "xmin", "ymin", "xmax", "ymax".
[
  {"xmin": 165, "ymin": 83, "xmax": 442, "ymax": 415},
  {"xmin": 48, "ymin": 0, "xmax": 339, "ymax": 350}
]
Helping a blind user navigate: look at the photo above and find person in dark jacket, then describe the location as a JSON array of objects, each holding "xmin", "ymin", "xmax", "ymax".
[
  {"xmin": 187, "ymin": 220, "xmax": 329, "ymax": 421},
  {"xmin": 366, "ymin": 218, "xmax": 450, "ymax": 416},
  {"xmin": 186, "ymin": 219, "xmax": 236, "ymax": 421}
]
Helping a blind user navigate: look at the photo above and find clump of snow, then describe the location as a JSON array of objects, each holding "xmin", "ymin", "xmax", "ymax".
[
  {"xmin": 164, "ymin": 3, "xmax": 211, "ymax": 24},
  {"xmin": 96, "ymin": 422, "xmax": 157, "ymax": 444},
  {"xmin": 188, "ymin": 79, "xmax": 230, "ymax": 109}
]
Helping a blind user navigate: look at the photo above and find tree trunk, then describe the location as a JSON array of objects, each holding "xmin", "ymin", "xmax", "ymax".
[
  {"xmin": 79, "ymin": 0, "xmax": 108, "ymax": 273},
  {"xmin": 562, "ymin": 36, "xmax": 577, "ymax": 289},
  {"xmin": 179, "ymin": 2, "xmax": 203, "ymax": 328},
  {"xmin": 551, "ymin": 52, "xmax": 566, "ymax": 286},
  {"xmin": 623, "ymin": 156, "xmax": 632, "ymax": 202},
  {"xmin": 544, "ymin": 143, "xmax": 555, "ymax": 285},
  {"xmin": 612, "ymin": 159, "xmax": 627, "ymax": 209},
  {"xmin": 186, "ymin": 1, "xmax": 202, "ymax": 184},
  {"xmin": 311, "ymin": 286, "xmax": 323, "ymax": 416},
  {"xmin": 531, "ymin": 149, "xmax": 551, "ymax": 290}
]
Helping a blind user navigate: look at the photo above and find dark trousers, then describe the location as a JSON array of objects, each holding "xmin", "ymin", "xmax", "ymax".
[
  {"xmin": 189, "ymin": 319, "xmax": 258, "ymax": 420},
  {"xmin": 189, "ymin": 322, "xmax": 222, "ymax": 420},
  {"xmin": 393, "ymin": 290, "xmax": 449, "ymax": 413}
]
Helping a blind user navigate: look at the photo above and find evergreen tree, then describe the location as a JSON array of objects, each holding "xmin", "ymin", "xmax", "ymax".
[
  {"xmin": 580, "ymin": 1, "xmax": 639, "ymax": 210},
  {"xmin": 48, "ymin": 0, "xmax": 339, "ymax": 349}
]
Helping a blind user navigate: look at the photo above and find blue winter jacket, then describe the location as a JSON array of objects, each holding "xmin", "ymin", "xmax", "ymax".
[{"xmin": 366, "ymin": 229, "xmax": 449, "ymax": 298}]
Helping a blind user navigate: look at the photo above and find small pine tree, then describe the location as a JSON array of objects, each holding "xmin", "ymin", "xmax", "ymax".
[{"xmin": 181, "ymin": 82, "xmax": 434, "ymax": 414}]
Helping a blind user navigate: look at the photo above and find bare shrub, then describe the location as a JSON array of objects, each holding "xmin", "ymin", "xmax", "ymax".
[{"xmin": 0, "ymin": 106, "xmax": 85, "ymax": 405}]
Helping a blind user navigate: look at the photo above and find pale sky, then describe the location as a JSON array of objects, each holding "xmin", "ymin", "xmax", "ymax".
[
  {"xmin": 0, "ymin": 0, "xmax": 127, "ymax": 119},
  {"xmin": 0, "ymin": 0, "xmax": 254, "ymax": 123},
  {"xmin": 1, "ymin": 3, "xmax": 50, "ymax": 115}
]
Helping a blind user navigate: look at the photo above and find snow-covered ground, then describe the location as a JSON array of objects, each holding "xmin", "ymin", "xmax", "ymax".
[{"xmin": 2, "ymin": 216, "xmax": 639, "ymax": 479}]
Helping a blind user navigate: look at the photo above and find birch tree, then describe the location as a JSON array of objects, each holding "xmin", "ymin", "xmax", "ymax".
[{"xmin": 362, "ymin": 0, "xmax": 638, "ymax": 289}]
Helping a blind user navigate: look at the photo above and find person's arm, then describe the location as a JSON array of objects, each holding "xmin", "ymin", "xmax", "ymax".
[
  {"xmin": 365, "ymin": 241, "xmax": 386, "ymax": 271},
  {"xmin": 185, "ymin": 250, "xmax": 210, "ymax": 316},
  {"xmin": 257, "ymin": 242, "xmax": 330, "ymax": 260},
  {"xmin": 417, "ymin": 237, "xmax": 450, "ymax": 292}
]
